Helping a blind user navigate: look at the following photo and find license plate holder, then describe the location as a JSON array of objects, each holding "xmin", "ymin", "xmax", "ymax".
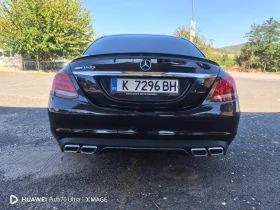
[{"xmin": 111, "ymin": 78, "xmax": 179, "ymax": 96}]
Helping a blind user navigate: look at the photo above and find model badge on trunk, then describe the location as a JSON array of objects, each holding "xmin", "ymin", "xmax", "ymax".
[{"xmin": 75, "ymin": 66, "xmax": 96, "ymax": 70}]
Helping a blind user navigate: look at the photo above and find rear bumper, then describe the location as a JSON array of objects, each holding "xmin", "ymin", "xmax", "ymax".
[
  {"xmin": 58, "ymin": 137, "xmax": 230, "ymax": 156},
  {"xmin": 48, "ymin": 94, "xmax": 240, "ymax": 155}
]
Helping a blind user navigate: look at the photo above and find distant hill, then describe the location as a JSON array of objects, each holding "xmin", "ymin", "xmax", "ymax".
[{"xmin": 216, "ymin": 43, "xmax": 245, "ymax": 53}]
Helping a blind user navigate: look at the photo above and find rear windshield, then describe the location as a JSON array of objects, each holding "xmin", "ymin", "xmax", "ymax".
[{"xmin": 83, "ymin": 35, "xmax": 205, "ymax": 58}]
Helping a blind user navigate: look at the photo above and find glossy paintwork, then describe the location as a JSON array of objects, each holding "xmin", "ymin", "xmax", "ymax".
[
  {"xmin": 48, "ymin": 71, "xmax": 240, "ymax": 149},
  {"xmin": 48, "ymin": 91, "xmax": 240, "ymax": 142},
  {"xmin": 70, "ymin": 55, "xmax": 219, "ymax": 73},
  {"xmin": 70, "ymin": 55, "xmax": 220, "ymax": 111}
]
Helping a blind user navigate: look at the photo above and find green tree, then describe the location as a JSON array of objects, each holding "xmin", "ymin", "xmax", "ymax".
[
  {"xmin": 0, "ymin": 0, "xmax": 95, "ymax": 69},
  {"xmin": 240, "ymin": 18, "xmax": 280, "ymax": 72},
  {"xmin": 218, "ymin": 54, "xmax": 236, "ymax": 68},
  {"xmin": 173, "ymin": 26, "xmax": 219, "ymax": 62},
  {"xmin": 235, "ymin": 47, "xmax": 257, "ymax": 71}
]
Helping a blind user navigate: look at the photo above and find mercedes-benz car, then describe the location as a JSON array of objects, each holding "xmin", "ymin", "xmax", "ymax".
[{"xmin": 48, "ymin": 34, "xmax": 240, "ymax": 156}]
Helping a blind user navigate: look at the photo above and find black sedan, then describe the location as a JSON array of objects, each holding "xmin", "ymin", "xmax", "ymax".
[{"xmin": 48, "ymin": 34, "xmax": 240, "ymax": 156}]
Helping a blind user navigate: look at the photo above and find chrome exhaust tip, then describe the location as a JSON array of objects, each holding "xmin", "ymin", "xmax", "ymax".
[
  {"xmin": 191, "ymin": 148, "xmax": 208, "ymax": 156},
  {"xmin": 208, "ymin": 147, "xmax": 225, "ymax": 155},
  {"xmin": 80, "ymin": 145, "xmax": 97, "ymax": 154},
  {"xmin": 63, "ymin": 144, "xmax": 80, "ymax": 153}
]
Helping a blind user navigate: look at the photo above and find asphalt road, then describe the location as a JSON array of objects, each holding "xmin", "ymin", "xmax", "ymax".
[{"xmin": 0, "ymin": 71, "xmax": 280, "ymax": 210}]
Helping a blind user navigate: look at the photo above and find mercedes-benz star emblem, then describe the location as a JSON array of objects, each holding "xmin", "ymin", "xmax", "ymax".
[{"xmin": 140, "ymin": 59, "xmax": 152, "ymax": 71}]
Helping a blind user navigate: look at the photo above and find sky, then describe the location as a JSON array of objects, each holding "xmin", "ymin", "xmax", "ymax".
[{"xmin": 82, "ymin": 0, "xmax": 280, "ymax": 48}]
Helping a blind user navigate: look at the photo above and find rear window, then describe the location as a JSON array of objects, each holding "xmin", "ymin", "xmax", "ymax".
[{"xmin": 83, "ymin": 35, "xmax": 205, "ymax": 58}]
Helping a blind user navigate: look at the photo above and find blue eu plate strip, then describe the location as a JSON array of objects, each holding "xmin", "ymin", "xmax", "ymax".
[{"xmin": 111, "ymin": 78, "xmax": 117, "ymax": 92}]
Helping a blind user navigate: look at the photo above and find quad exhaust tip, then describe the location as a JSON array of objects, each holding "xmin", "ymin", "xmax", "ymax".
[
  {"xmin": 63, "ymin": 144, "xmax": 98, "ymax": 154},
  {"xmin": 191, "ymin": 147, "xmax": 225, "ymax": 156},
  {"xmin": 191, "ymin": 148, "xmax": 208, "ymax": 156},
  {"xmin": 208, "ymin": 147, "xmax": 224, "ymax": 155},
  {"xmin": 63, "ymin": 144, "xmax": 80, "ymax": 153},
  {"xmin": 80, "ymin": 145, "xmax": 97, "ymax": 154}
]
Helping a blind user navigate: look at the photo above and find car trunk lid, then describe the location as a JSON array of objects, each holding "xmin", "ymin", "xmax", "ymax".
[{"xmin": 70, "ymin": 54, "xmax": 220, "ymax": 111}]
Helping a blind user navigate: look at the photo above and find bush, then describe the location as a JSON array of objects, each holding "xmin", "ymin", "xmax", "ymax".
[{"xmin": 218, "ymin": 54, "xmax": 236, "ymax": 68}]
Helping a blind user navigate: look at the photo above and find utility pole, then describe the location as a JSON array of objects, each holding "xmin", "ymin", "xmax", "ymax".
[
  {"xmin": 192, "ymin": 0, "xmax": 194, "ymax": 22},
  {"xmin": 190, "ymin": 0, "xmax": 195, "ymax": 42}
]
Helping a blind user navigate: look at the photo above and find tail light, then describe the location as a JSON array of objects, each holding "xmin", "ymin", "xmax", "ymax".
[
  {"xmin": 51, "ymin": 70, "xmax": 78, "ymax": 99},
  {"xmin": 208, "ymin": 73, "xmax": 237, "ymax": 102}
]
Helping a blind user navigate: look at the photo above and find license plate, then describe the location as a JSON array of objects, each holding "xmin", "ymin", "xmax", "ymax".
[{"xmin": 111, "ymin": 78, "xmax": 179, "ymax": 95}]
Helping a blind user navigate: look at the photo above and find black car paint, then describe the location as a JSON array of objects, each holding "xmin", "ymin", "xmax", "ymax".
[
  {"xmin": 69, "ymin": 55, "xmax": 220, "ymax": 111},
  {"xmin": 48, "ymin": 34, "xmax": 240, "ymax": 155}
]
